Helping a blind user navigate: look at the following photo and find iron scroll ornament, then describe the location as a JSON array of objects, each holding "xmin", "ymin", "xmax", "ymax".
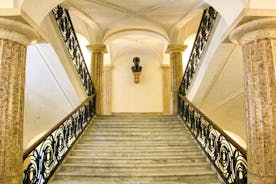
[
  {"xmin": 178, "ymin": 95, "xmax": 247, "ymax": 184},
  {"xmin": 52, "ymin": 6, "xmax": 94, "ymax": 96}
]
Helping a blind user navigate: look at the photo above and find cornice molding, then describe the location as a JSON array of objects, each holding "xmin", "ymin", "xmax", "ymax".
[
  {"xmin": 0, "ymin": 17, "xmax": 39, "ymax": 45},
  {"xmin": 230, "ymin": 17, "xmax": 276, "ymax": 45}
]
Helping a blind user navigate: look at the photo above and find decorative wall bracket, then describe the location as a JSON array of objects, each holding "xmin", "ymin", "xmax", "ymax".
[{"xmin": 131, "ymin": 57, "xmax": 142, "ymax": 83}]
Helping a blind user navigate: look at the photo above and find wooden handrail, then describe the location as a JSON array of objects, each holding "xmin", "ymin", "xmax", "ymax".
[
  {"xmin": 179, "ymin": 94, "xmax": 247, "ymax": 157},
  {"xmin": 23, "ymin": 94, "xmax": 95, "ymax": 159}
]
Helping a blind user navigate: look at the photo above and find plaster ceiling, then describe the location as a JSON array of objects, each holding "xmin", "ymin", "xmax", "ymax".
[{"xmin": 65, "ymin": 0, "xmax": 202, "ymax": 43}]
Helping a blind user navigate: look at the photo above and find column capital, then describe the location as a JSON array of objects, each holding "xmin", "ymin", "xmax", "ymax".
[
  {"xmin": 0, "ymin": 17, "xmax": 39, "ymax": 45},
  {"xmin": 230, "ymin": 18, "xmax": 276, "ymax": 45},
  {"xmin": 165, "ymin": 44, "xmax": 187, "ymax": 54},
  {"xmin": 87, "ymin": 44, "xmax": 108, "ymax": 53}
]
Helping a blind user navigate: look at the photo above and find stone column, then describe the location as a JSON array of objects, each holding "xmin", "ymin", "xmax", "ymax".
[
  {"xmin": 230, "ymin": 18, "xmax": 276, "ymax": 184},
  {"xmin": 166, "ymin": 44, "xmax": 187, "ymax": 114},
  {"xmin": 161, "ymin": 64, "xmax": 170, "ymax": 114},
  {"xmin": 87, "ymin": 44, "xmax": 107, "ymax": 115},
  {"xmin": 103, "ymin": 65, "xmax": 112, "ymax": 115},
  {"xmin": 0, "ymin": 18, "xmax": 37, "ymax": 184}
]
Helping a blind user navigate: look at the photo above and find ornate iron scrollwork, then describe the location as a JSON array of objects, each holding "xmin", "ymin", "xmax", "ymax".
[
  {"xmin": 178, "ymin": 95, "xmax": 247, "ymax": 184},
  {"xmin": 52, "ymin": 6, "xmax": 94, "ymax": 96},
  {"xmin": 23, "ymin": 96, "xmax": 96, "ymax": 184},
  {"xmin": 179, "ymin": 7, "xmax": 218, "ymax": 96}
]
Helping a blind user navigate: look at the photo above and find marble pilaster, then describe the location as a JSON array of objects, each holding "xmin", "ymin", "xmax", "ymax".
[
  {"xmin": 230, "ymin": 18, "xmax": 276, "ymax": 184},
  {"xmin": 103, "ymin": 65, "xmax": 112, "ymax": 115},
  {"xmin": 87, "ymin": 44, "xmax": 107, "ymax": 115},
  {"xmin": 166, "ymin": 44, "xmax": 187, "ymax": 114},
  {"xmin": 0, "ymin": 18, "xmax": 38, "ymax": 184},
  {"xmin": 161, "ymin": 64, "xmax": 171, "ymax": 114}
]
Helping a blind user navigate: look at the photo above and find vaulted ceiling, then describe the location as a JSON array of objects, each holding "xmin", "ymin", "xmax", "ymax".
[{"xmin": 65, "ymin": 0, "xmax": 202, "ymax": 43}]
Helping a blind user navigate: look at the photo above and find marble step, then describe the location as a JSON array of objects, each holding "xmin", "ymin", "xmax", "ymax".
[
  {"xmin": 69, "ymin": 150, "xmax": 203, "ymax": 157},
  {"xmin": 90, "ymin": 123, "xmax": 184, "ymax": 127},
  {"xmin": 93, "ymin": 121, "xmax": 181, "ymax": 125},
  {"xmin": 60, "ymin": 165, "xmax": 213, "ymax": 173},
  {"xmin": 77, "ymin": 139, "xmax": 196, "ymax": 144},
  {"xmin": 74, "ymin": 144, "xmax": 200, "ymax": 150},
  {"xmin": 55, "ymin": 169, "xmax": 216, "ymax": 177},
  {"xmin": 84, "ymin": 131, "xmax": 188, "ymax": 136},
  {"xmin": 65, "ymin": 157, "xmax": 207, "ymax": 165},
  {"xmin": 50, "ymin": 179, "xmax": 221, "ymax": 184},
  {"xmin": 61, "ymin": 161, "xmax": 210, "ymax": 168},
  {"xmin": 79, "ymin": 136, "xmax": 192, "ymax": 142},
  {"xmin": 66, "ymin": 153, "xmax": 205, "ymax": 160},
  {"xmin": 95, "ymin": 116, "xmax": 177, "ymax": 119},
  {"xmin": 71, "ymin": 148, "xmax": 201, "ymax": 154}
]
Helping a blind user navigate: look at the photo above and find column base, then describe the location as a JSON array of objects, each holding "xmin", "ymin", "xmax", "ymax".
[{"xmin": 249, "ymin": 173, "xmax": 276, "ymax": 184}]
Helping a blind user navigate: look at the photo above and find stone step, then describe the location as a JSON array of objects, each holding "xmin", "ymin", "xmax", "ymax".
[
  {"xmin": 90, "ymin": 124, "xmax": 184, "ymax": 128},
  {"xmin": 51, "ymin": 178, "xmax": 221, "ymax": 184},
  {"xmin": 74, "ymin": 144, "xmax": 200, "ymax": 151},
  {"xmin": 77, "ymin": 139, "xmax": 196, "ymax": 145},
  {"xmin": 55, "ymin": 169, "xmax": 216, "ymax": 177},
  {"xmin": 60, "ymin": 165, "xmax": 212, "ymax": 173},
  {"xmin": 61, "ymin": 161, "xmax": 210, "ymax": 168},
  {"xmin": 69, "ymin": 150, "xmax": 203, "ymax": 157},
  {"xmin": 95, "ymin": 116, "xmax": 177, "ymax": 119},
  {"xmin": 67, "ymin": 153, "xmax": 205, "ymax": 160},
  {"xmin": 65, "ymin": 157, "xmax": 207, "ymax": 165},
  {"xmin": 84, "ymin": 131, "xmax": 188, "ymax": 136},
  {"xmin": 87, "ymin": 127, "xmax": 186, "ymax": 132},
  {"xmin": 79, "ymin": 136, "xmax": 192, "ymax": 141},
  {"xmin": 71, "ymin": 148, "xmax": 201, "ymax": 154},
  {"xmin": 93, "ymin": 121, "xmax": 181, "ymax": 125}
]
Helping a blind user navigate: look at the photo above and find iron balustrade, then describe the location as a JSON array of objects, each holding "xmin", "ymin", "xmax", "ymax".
[
  {"xmin": 178, "ymin": 94, "xmax": 247, "ymax": 184},
  {"xmin": 23, "ymin": 95, "xmax": 96, "ymax": 184},
  {"xmin": 52, "ymin": 6, "xmax": 94, "ymax": 96},
  {"xmin": 179, "ymin": 7, "xmax": 218, "ymax": 96}
]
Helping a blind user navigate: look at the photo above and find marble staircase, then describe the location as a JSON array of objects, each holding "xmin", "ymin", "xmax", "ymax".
[{"xmin": 49, "ymin": 115, "xmax": 223, "ymax": 184}]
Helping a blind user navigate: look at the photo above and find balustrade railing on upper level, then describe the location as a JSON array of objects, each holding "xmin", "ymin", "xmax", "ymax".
[
  {"xmin": 52, "ymin": 6, "xmax": 94, "ymax": 96},
  {"xmin": 177, "ymin": 6, "xmax": 247, "ymax": 184},
  {"xmin": 179, "ymin": 7, "xmax": 218, "ymax": 96}
]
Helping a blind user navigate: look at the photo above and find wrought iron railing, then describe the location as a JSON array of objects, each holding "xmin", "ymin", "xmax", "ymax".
[
  {"xmin": 179, "ymin": 7, "xmax": 218, "ymax": 96},
  {"xmin": 52, "ymin": 6, "xmax": 94, "ymax": 96},
  {"xmin": 178, "ymin": 94, "xmax": 247, "ymax": 184},
  {"xmin": 23, "ymin": 95, "xmax": 96, "ymax": 184}
]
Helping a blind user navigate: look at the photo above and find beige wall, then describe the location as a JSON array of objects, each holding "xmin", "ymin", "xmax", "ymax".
[
  {"xmin": 110, "ymin": 37, "xmax": 164, "ymax": 113},
  {"xmin": 194, "ymin": 44, "xmax": 246, "ymax": 148},
  {"xmin": 24, "ymin": 43, "xmax": 81, "ymax": 150}
]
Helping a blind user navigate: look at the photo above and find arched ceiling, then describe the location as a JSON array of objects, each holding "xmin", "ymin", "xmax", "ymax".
[{"xmin": 64, "ymin": 0, "xmax": 203, "ymax": 44}]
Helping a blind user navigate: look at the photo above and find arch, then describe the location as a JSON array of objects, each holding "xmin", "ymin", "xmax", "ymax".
[
  {"xmin": 202, "ymin": 0, "xmax": 246, "ymax": 26},
  {"xmin": 21, "ymin": 0, "xmax": 65, "ymax": 25},
  {"xmin": 104, "ymin": 29, "xmax": 169, "ymax": 44}
]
